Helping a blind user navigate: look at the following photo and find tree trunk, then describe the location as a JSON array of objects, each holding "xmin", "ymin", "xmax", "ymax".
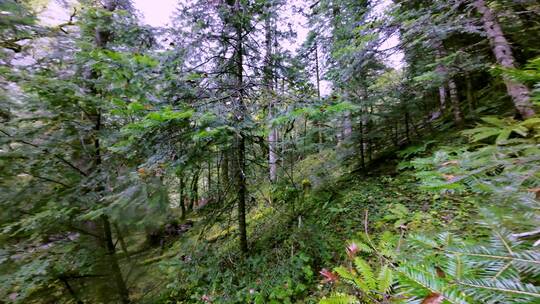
[
  {"xmin": 93, "ymin": 3, "xmax": 129, "ymax": 302},
  {"xmin": 189, "ymin": 170, "xmax": 199, "ymax": 211},
  {"xmin": 232, "ymin": 0, "xmax": 248, "ymax": 254},
  {"xmin": 465, "ymin": 73, "xmax": 476, "ymax": 113},
  {"xmin": 438, "ymin": 85, "xmax": 447, "ymax": 113},
  {"xmin": 235, "ymin": 134, "xmax": 248, "ymax": 253},
  {"xmin": 435, "ymin": 44, "xmax": 463, "ymax": 125},
  {"xmin": 265, "ymin": 5, "xmax": 278, "ymax": 183},
  {"xmin": 448, "ymin": 79, "xmax": 464, "ymax": 127},
  {"xmin": 113, "ymin": 223, "xmax": 130, "ymax": 261},
  {"xmin": 393, "ymin": 121, "xmax": 399, "ymax": 148},
  {"xmin": 314, "ymin": 41, "xmax": 323, "ymax": 151},
  {"xmin": 343, "ymin": 111, "xmax": 352, "ymax": 139},
  {"xmin": 404, "ymin": 110, "xmax": 411, "ymax": 144},
  {"xmin": 101, "ymin": 215, "xmax": 130, "ymax": 304},
  {"xmin": 207, "ymin": 160, "xmax": 212, "ymax": 194},
  {"xmin": 179, "ymin": 176, "xmax": 186, "ymax": 219},
  {"xmin": 475, "ymin": 0, "xmax": 535, "ymax": 118},
  {"xmin": 221, "ymin": 150, "xmax": 229, "ymax": 194},
  {"xmin": 269, "ymin": 126, "xmax": 278, "ymax": 182},
  {"xmin": 315, "ymin": 41, "xmax": 321, "ymax": 100},
  {"xmin": 367, "ymin": 134, "xmax": 372, "ymax": 163},
  {"xmin": 60, "ymin": 277, "xmax": 83, "ymax": 304},
  {"xmin": 435, "ymin": 43, "xmax": 447, "ymax": 118},
  {"xmin": 359, "ymin": 112, "xmax": 365, "ymax": 169}
]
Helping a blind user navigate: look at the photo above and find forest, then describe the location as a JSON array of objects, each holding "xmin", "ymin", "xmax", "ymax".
[{"xmin": 1, "ymin": 0, "xmax": 540, "ymax": 303}]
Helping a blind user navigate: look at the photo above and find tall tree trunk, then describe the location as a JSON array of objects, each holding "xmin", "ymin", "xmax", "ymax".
[
  {"xmin": 101, "ymin": 215, "xmax": 130, "ymax": 304},
  {"xmin": 438, "ymin": 85, "xmax": 447, "ymax": 114},
  {"xmin": 60, "ymin": 277, "xmax": 84, "ymax": 304},
  {"xmin": 232, "ymin": 0, "xmax": 248, "ymax": 254},
  {"xmin": 113, "ymin": 223, "xmax": 130, "ymax": 262},
  {"xmin": 359, "ymin": 121, "xmax": 365, "ymax": 169},
  {"xmin": 179, "ymin": 176, "xmax": 186, "ymax": 219},
  {"xmin": 448, "ymin": 79, "xmax": 464, "ymax": 127},
  {"xmin": 404, "ymin": 110, "xmax": 411, "ymax": 144},
  {"xmin": 435, "ymin": 44, "xmax": 447, "ymax": 118},
  {"xmin": 206, "ymin": 161, "xmax": 210, "ymax": 193},
  {"xmin": 189, "ymin": 170, "xmax": 199, "ymax": 211},
  {"xmin": 435, "ymin": 44, "xmax": 463, "ymax": 125},
  {"xmin": 221, "ymin": 150, "xmax": 229, "ymax": 194},
  {"xmin": 314, "ymin": 41, "xmax": 323, "ymax": 151},
  {"xmin": 315, "ymin": 41, "xmax": 321, "ymax": 100},
  {"xmin": 359, "ymin": 111, "xmax": 366, "ymax": 169},
  {"xmin": 93, "ymin": 2, "xmax": 129, "ymax": 302},
  {"xmin": 393, "ymin": 121, "xmax": 399, "ymax": 148},
  {"xmin": 367, "ymin": 124, "xmax": 372, "ymax": 163},
  {"xmin": 475, "ymin": 0, "xmax": 535, "ymax": 118},
  {"xmin": 465, "ymin": 73, "xmax": 476, "ymax": 113},
  {"xmin": 343, "ymin": 111, "xmax": 352, "ymax": 139},
  {"xmin": 265, "ymin": 4, "xmax": 277, "ymax": 183},
  {"xmin": 269, "ymin": 126, "xmax": 278, "ymax": 182}
]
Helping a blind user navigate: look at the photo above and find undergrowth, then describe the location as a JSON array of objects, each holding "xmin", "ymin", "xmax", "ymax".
[{"xmin": 147, "ymin": 135, "xmax": 477, "ymax": 303}]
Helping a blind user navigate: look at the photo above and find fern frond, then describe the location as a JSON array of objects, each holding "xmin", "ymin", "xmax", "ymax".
[
  {"xmin": 353, "ymin": 241, "xmax": 373, "ymax": 254},
  {"xmin": 353, "ymin": 257, "xmax": 376, "ymax": 290},
  {"xmin": 377, "ymin": 264, "xmax": 393, "ymax": 293},
  {"xmin": 319, "ymin": 293, "xmax": 359, "ymax": 304},
  {"xmin": 334, "ymin": 266, "xmax": 369, "ymax": 292}
]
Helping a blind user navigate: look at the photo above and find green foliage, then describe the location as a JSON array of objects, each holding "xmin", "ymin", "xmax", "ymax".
[
  {"xmin": 319, "ymin": 293, "xmax": 358, "ymax": 304},
  {"xmin": 401, "ymin": 120, "xmax": 539, "ymax": 302},
  {"xmin": 462, "ymin": 116, "xmax": 532, "ymax": 144},
  {"xmin": 399, "ymin": 228, "xmax": 540, "ymax": 303},
  {"xmin": 377, "ymin": 203, "xmax": 438, "ymax": 231},
  {"xmin": 503, "ymin": 57, "xmax": 540, "ymax": 105},
  {"xmin": 397, "ymin": 140, "xmax": 436, "ymax": 159},
  {"xmin": 318, "ymin": 232, "xmax": 398, "ymax": 304},
  {"xmin": 2, "ymin": 0, "xmax": 540, "ymax": 302}
]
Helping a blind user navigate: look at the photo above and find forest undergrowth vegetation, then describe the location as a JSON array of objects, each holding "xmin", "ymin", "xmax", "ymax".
[
  {"xmin": 145, "ymin": 126, "xmax": 500, "ymax": 303},
  {"xmin": 1, "ymin": 0, "xmax": 540, "ymax": 303},
  {"xmin": 141, "ymin": 109, "xmax": 540, "ymax": 303}
]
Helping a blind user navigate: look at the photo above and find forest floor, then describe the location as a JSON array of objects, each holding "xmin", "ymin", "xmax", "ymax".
[{"xmin": 134, "ymin": 131, "xmax": 478, "ymax": 303}]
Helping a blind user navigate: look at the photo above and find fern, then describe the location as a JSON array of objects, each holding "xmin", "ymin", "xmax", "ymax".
[
  {"xmin": 319, "ymin": 293, "xmax": 359, "ymax": 304},
  {"xmin": 377, "ymin": 265, "xmax": 393, "ymax": 293},
  {"xmin": 321, "ymin": 117, "xmax": 540, "ymax": 303},
  {"xmin": 354, "ymin": 257, "xmax": 377, "ymax": 290}
]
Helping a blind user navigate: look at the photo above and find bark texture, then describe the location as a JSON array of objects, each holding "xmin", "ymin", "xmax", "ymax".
[
  {"xmin": 475, "ymin": 0, "xmax": 535, "ymax": 118},
  {"xmin": 265, "ymin": 5, "xmax": 278, "ymax": 183},
  {"xmin": 232, "ymin": 0, "xmax": 248, "ymax": 253},
  {"xmin": 448, "ymin": 79, "xmax": 464, "ymax": 127}
]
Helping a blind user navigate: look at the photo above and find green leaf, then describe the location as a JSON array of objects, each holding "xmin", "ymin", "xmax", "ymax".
[
  {"xmin": 353, "ymin": 257, "xmax": 377, "ymax": 290},
  {"xmin": 495, "ymin": 129, "xmax": 511, "ymax": 145},
  {"xmin": 319, "ymin": 294, "xmax": 358, "ymax": 304},
  {"xmin": 480, "ymin": 116, "xmax": 505, "ymax": 127},
  {"xmin": 377, "ymin": 265, "xmax": 393, "ymax": 293}
]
